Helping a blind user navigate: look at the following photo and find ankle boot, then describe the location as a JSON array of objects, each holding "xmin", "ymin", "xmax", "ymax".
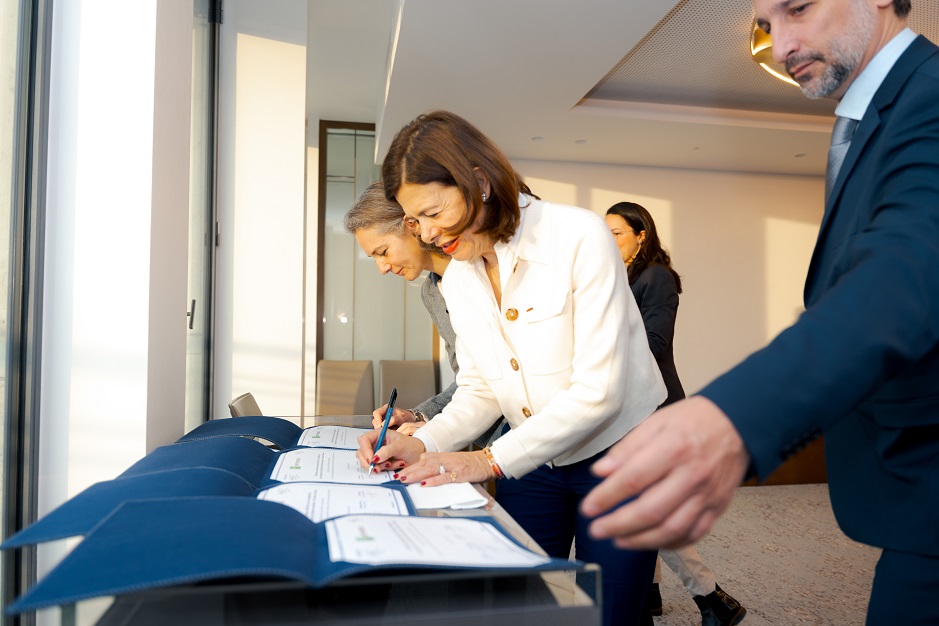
[{"xmin": 692, "ymin": 583, "xmax": 746, "ymax": 626}]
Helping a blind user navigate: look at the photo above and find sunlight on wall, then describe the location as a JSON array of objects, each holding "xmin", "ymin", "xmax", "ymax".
[
  {"xmin": 231, "ymin": 33, "xmax": 305, "ymax": 415},
  {"xmin": 522, "ymin": 177, "xmax": 577, "ymax": 207},
  {"xmin": 764, "ymin": 217, "xmax": 817, "ymax": 338},
  {"xmin": 515, "ymin": 159, "xmax": 824, "ymax": 396}
]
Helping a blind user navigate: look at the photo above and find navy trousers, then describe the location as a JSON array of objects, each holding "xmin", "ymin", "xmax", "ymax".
[
  {"xmin": 866, "ymin": 549, "xmax": 939, "ymax": 625},
  {"xmin": 496, "ymin": 453, "xmax": 655, "ymax": 626}
]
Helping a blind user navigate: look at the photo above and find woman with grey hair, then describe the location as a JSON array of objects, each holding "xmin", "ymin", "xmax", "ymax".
[{"xmin": 345, "ymin": 181, "xmax": 503, "ymax": 444}]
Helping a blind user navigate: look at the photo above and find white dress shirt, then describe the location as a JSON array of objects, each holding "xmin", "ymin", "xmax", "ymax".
[{"xmin": 835, "ymin": 28, "xmax": 916, "ymax": 121}]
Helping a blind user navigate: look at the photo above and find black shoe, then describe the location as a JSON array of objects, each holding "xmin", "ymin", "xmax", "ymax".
[
  {"xmin": 644, "ymin": 582, "xmax": 663, "ymax": 616},
  {"xmin": 692, "ymin": 584, "xmax": 746, "ymax": 626}
]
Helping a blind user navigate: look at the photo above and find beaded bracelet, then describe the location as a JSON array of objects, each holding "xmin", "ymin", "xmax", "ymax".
[{"xmin": 483, "ymin": 446, "xmax": 504, "ymax": 479}]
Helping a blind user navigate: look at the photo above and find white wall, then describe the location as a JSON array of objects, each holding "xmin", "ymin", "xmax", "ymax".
[
  {"xmin": 38, "ymin": 0, "xmax": 193, "ymax": 621},
  {"xmin": 213, "ymin": 0, "xmax": 824, "ymax": 423},
  {"xmin": 516, "ymin": 159, "xmax": 823, "ymax": 394},
  {"xmin": 214, "ymin": 0, "xmax": 307, "ymax": 418}
]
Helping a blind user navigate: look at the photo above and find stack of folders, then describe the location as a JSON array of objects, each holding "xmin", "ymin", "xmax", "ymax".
[{"xmin": 2, "ymin": 417, "xmax": 579, "ymax": 614}]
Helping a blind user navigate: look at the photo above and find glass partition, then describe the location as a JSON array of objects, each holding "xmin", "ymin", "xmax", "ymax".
[{"xmin": 318, "ymin": 125, "xmax": 435, "ymax": 404}]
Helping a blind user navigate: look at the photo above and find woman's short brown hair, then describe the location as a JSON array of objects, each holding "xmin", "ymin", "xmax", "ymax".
[{"xmin": 381, "ymin": 110, "xmax": 536, "ymax": 243}]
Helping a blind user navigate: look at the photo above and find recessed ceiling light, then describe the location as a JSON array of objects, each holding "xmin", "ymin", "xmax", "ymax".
[
  {"xmin": 531, "ymin": 136, "xmax": 544, "ymax": 142},
  {"xmin": 751, "ymin": 22, "xmax": 800, "ymax": 87},
  {"xmin": 574, "ymin": 139, "xmax": 587, "ymax": 144},
  {"xmin": 794, "ymin": 153, "xmax": 807, "ymax": 158}
]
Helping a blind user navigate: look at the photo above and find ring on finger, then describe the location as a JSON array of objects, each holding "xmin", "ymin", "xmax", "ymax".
[
  {"xmin": 448, "ymin": 471, "xmax": 457, "ymax": 482},
  {"xmin": 439, "ymin": 464, "xmax": 446, "ymax": 475}
]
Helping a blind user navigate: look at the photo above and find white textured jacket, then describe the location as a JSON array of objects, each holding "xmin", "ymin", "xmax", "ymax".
[{"xmin": 414, "ymin": 197, "xmax": 665, "ymax": 478}]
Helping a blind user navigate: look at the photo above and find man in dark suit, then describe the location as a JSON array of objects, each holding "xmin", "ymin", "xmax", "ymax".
[{"xmin": 582, "ymin": 1, "xmax": 938, "ymax": 623}]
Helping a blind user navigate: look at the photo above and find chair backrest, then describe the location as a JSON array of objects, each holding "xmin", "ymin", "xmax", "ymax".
[
  {"xmin": 314, "ymin": 360, "xmax": 375, "ymax": 415},
  {"xmin": 228, "ymin": 392, "xmax": 263, "ymax": 417},
  {"xmin": 378, "ymin": 360, "xmax": 437, "ymax": 411}
]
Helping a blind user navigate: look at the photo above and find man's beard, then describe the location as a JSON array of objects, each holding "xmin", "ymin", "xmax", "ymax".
[{"xmin": 786, "ymin": 1, "xmax": 875, "ymax": 99}]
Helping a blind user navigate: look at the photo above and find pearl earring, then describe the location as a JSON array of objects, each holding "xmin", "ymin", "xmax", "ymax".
[{"xmin": 482, "ymin": 193, "xmax": 488, "ymax": 202}]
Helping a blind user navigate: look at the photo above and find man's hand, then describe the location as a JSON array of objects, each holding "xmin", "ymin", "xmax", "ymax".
[{"xmin": 581, "ymin": 396, "xmax": 750, "ymax": 549}]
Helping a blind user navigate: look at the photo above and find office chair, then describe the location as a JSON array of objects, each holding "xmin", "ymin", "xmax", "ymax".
[
  {"xmin": 378, "ymin": 360, "xmax": 437, "ymax": 411},
  {"xmin": 314, "ymin": 360, "xmax": 374, "ymax": 415},
  {"xmin": 228, "ymin": 392, "xmax": 263, "ymax": 417}
]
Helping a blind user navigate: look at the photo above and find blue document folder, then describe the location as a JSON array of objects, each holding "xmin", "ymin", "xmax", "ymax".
[
  {"xmin": 175, "ymin": 415, "xmax": 306, "ymax": 449},
  {"xmin": 3, "ymin": 421, "xmax": 576, "ymax": 615},
  {"xmin": 7, "ymin": 497, "xmax": 576, "ymax": 614},
  {"xmin": 174, "ymin": 416, "xmax": 371, "ymax": 451},
  {"xmin": 2, "ymin": 439, "xmax": 401, "ymax": 549}
]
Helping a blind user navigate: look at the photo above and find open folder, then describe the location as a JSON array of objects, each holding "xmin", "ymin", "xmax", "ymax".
[
  {"xmin": 1, "ymin": 436, "xmax": 398, "ymax": 548},
  {"xmin": 2, "ymin": 435, "xmax": 487, "ymax": 550},
  {"xmin": 3, "ymin": 428, "xmax": 518, "ymax": 613},
  {"xmin": 8, "ymin": 497, "xmax": 575, "ymax": 614}
]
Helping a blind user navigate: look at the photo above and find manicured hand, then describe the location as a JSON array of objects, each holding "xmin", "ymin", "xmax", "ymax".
[
  {"xmin": 396, "ymin": 421, "xmax": 426, "ymax": 436},
  {"xmin": 396, "ymin": 450, "xmax": 493, "ymax": 486},
  {"xmin": 356, "ymin": 428, "xmax": 425, "ymax": 473}
]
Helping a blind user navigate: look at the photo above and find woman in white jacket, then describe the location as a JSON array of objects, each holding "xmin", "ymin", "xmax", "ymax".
[{"xmin": 356, "ymin": 110, "xmax": 665, "ymax": 626}]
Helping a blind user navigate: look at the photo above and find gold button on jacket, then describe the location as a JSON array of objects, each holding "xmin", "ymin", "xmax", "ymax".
[{"xmin": 505, "ymin": 308, "xmax": 518, "ymax": 321}]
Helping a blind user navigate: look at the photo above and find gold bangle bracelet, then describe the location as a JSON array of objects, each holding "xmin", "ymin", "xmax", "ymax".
[{"xmin": 483, "ymin": 446, "xmax": 504, "ymax": 479}]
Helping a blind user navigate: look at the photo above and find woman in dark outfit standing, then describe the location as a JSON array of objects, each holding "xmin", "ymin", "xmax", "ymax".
[{"xmin": 606, "ymin": 202, "xmax": 747, "ymax": 626}]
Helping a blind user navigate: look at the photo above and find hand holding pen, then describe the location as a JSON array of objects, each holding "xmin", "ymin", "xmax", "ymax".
[{"xmin": 367, "ymin": 388, "xmax": 397, "ymax": 474}]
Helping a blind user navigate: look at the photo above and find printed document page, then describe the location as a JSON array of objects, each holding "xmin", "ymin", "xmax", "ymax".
[
  {"xmin": 325, "ymin": 515, "xmax": 550, "ymax": 567},
  {"xmin": 270, "ymin": 448, "xmax": 394, "ymax": 484},
  {"xmin": 406, "ymin": 483, "xmax": 489, "ymax": 510},
  {"xmin": 257, "ymin": 482, "xmax": 410, "ymax": 523},
  {"xmin": 296, "ymin": 426, "xmax": 371, "ymax": 449}
]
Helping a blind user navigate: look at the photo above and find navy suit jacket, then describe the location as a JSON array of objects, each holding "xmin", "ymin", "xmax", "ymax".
[{"xmin": 700, "ymin": 36, "xmax": 939, "ymax": 557}]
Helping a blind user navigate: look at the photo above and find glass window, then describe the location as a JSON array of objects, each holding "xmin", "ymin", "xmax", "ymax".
[
  {"xmin": 0, "ymin": 0, "xmax": 25, "ymax": 587},
  {"xmin": 1, "ymin": 0, "xmax": 26, "ymax": 598}
]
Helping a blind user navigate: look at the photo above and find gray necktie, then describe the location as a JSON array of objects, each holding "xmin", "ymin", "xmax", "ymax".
[{"xmin": 825, "ymin": 116, "xmax": 859, "ymax": 202}]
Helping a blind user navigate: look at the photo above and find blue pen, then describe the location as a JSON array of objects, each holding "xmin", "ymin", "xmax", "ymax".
[{"xmin": 368, "ymin": 387, "xmax": 398, "ymax": 474}]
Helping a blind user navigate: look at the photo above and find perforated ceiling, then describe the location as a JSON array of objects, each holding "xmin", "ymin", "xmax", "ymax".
[{"xmin": 583, "ymin": 0, "xmax": 939, "ymax": 118}]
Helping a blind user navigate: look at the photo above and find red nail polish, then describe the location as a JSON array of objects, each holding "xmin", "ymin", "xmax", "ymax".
[
  {"xmin": 393, "ymin": 474, "xmax": 399, "ymax": 479},
  {"xmin": 371, "ymin": 455, "xmax": 379, "ymax": 463},
  {"xmin": 420, "ymin": 481, "xmax": 426, "ymax": 486}
]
